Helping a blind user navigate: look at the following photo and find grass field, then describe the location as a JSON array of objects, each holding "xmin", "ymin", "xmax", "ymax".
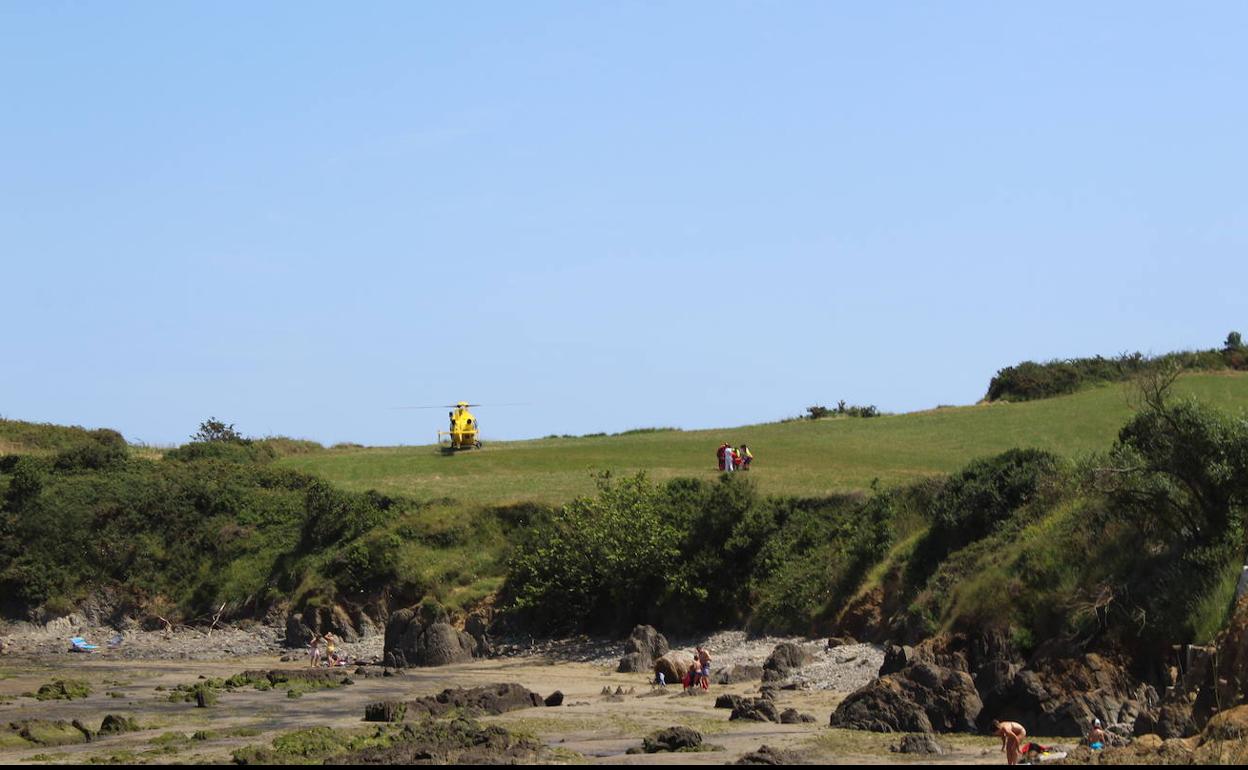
[{"xmin": 278, "ymin": 372, "xmax": 1248, "ymax": 505}]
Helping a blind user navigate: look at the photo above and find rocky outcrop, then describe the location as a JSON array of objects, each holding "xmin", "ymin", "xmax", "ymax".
[
  {"xmin": 1130, "ymin": 599, "xmax": 1248, "ymax": 739},
  {"xmin": 762, "ymin": 642, "xmax": 811, "ymax": 683},
  {"xmin": 618, "ymin": 625, "xmax": 669, "ymax": 673},
  {"xmin": 715, "ymin": 664, "xmax": 764, "ymax": 685},
  {"xmin": 1134, "ymin": 702, "xmax": 1197, "ymax": 740},
  {"xmin": 1206, "ymin": 595, "xmax": 1248, "ymax": 718},
  {"xmin": 405, "ymin": 683, "xmax": 545, "ymax": 717},
  {"xmin": 893, "ymin": 734, "xmax": 949, "ymax": 755},
  {"xmin": 872, "ymin": 632, "xmax": 1155, "ymax": 739},
  {"xmin": 715, "ymin": 693, "xmax": 746, "ymax": 710},
  {"xmin": 283, "ymin": 604, "xmax": 364, "ymax": 648},
  {"xmin": 831, "ymin": 662, "xmax": 982, "ymax": 733},
  {"xmin": 338, "ymin": 716, "xmax": 546, "ymax": 764},
  {"xmin": 384, "ymin": 604, "xmax": 477, "ymax": 668},
  {"xmin": 464, "ymin": 610, "xmax": 493, "ymax": 658},
  {"xmin": 1065, "ymin": 704, "xmax": 1248, "ymax": 765},
  {"xmin": 97, "ymin": 715, "xmax": 140, "ymax": 736},
  {"xmin": 989, "ymin": 653, "xmax": 1155, "ymax": 737},
  {"xmin": 730, "ymin": 697, "xmax": 781, "ymax": 723},
  {"xmin": 640, "ymin": 726, "xmax": 703, "ymax": 753},
  {"xmin": 734, "ymin": 744, "xmax": 806, "ymax": 765},
  {"xmin": 779, "ymin": 708, "xmax": 817, "ymax": 724}
]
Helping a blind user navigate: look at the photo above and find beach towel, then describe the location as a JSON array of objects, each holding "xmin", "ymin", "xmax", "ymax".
[{"xmin": 69, "ymin": 636, "xmax": 98, "ymax": 652}]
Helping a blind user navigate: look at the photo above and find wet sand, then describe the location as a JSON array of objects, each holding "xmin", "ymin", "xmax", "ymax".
[{"xmin": 0, "ymin": 649, "xmax": 1010, "ymax": 765}]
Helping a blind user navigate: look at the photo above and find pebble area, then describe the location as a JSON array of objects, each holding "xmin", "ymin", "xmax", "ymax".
[{"xmin": 1, "ymin": 616, "xmax": 884, "ymax": 694}]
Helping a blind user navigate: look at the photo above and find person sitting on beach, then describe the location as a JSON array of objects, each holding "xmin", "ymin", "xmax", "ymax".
[{"xmin": 1087, "ymin": 718, "xmax": 1107, "ymax": 750}]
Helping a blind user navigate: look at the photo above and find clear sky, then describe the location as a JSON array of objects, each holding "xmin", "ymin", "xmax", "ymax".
[{"xmin": 2, "ymin": 2, "xmax": 1245, "ymax": 446}]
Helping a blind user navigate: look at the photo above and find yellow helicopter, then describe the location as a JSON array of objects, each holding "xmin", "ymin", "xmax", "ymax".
[
  {"xmin": 393, "ymin": 401, "xmax": 521, "ymax": 452},
  {"xmin": 438, "ymin": 402, "xmax": 482, "ymax": 451}
]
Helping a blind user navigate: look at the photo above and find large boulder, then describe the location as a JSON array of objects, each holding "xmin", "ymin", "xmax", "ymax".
[
  {"xmin": 734, "ymin": 744, "xmax": 806, "ymax": 765},
  {"xmin": 894, "ymin": 733, "xmax": 949, "ymax": 755},
  {"xmin": 641, "ymin": 726, "xmax": 703, "ymax": 753},
  {"xmin": 762, "ymin": 642, "xmax": 811, "ymax": 683},
  {"xmin": 731, "ymin": 698, "xmax": 781, "ymax": 723},
  {"xmin": 653, "ymin": 651, "xmax": 696, "ymax": 685},
  {"xmin": 464, "ymin": 610, "xmax": 493, "ymax": 658},
  {"xmin": 97, "ymin": 715, "xmax": 139, "ymax": 736},
  {"xmin": 715, "ymin": 664, "xmax": 764, "ymax": 685},
  {"xmin": 715, "ymin": 694, "xmax": 747, "ymax": 710},
  {"xmin": 618, "ymin": 625, "xmax": 670, "ymax": 673},
  {"xmin": 284, "ymin": 612, "xmax": 315, "ymax": 648},
  {"xmin": 1134, "ymin": 702, "xmax": 1198, "ymax": 740},
  {"xmin": 384, "ymin": 605, "xmax": 477, "ymax": 668},
  {"xmin": 831, "ymin": 662, "xmax": 982, "ymax": 733},
  {"xmin": 283, "ymin": 604, "xmax": 362, "ymax": 648}
]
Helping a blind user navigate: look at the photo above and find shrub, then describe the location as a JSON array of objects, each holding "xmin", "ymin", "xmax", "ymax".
[
  {"xmin": 985, "ymin": 341, "xmax": 1238, "ymax": 403},
  {"xmin": 300, "ymin": 482, "xmax": 397, "ymax": 549},
  {"xmin": 52, "ymin": 430, "xmax": 128, "ymax": 472},
  {"xmin": 909, "ymin": 448, "xmax": 1061, "ymax": 587},
  {"xmin": 506, "ymin": 473, "xmax": 686, "ymax": 632},
  {"xmin": 806, "ymin": 401, "xmax": 880, "ymax": 419},
  {"xmin": 164, "ymin": 441, "xmax": 278, "ymax": 464},
  {"xmin": 192, "ymin": 418, "xmax": 245, "ymax": 443},
  {"xmin": 1105, "ymin": 398, "xmax": 1248, "ymax": 544}
]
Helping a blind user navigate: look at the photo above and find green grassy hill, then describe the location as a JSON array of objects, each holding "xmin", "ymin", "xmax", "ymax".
[
  {"xmin": 279, "ymin": 372, "xmax": 1248, "ymax": 505},
  {"xmin": 3, "ymin": 369, "xmax": 1245, "ymax": 648}
]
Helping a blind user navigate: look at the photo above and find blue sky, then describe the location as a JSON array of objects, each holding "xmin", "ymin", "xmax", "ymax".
[{"xmin": 2, "ymin": 2, "xmax": 1245, "ymax": 446}]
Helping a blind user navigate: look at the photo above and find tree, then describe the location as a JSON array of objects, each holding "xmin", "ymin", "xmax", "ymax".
[
  {"xmin": 192, "ymin": 418, "xmax": 244, "ymax": 444},
  {"xmin": 1225, "ymin": 331, "xmax": 1243, "ymax": 352}
]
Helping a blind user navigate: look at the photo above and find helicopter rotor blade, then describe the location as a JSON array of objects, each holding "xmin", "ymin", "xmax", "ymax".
[{"xmin": 389, "ymin": 403, "xmax": 530, "ymax": 410}]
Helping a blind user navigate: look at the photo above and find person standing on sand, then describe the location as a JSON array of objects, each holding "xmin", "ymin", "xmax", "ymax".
[
  {"xmin": 993, "ymin": 719, "xmax": 1027, "ymax": 765},
  {"xmin": 309, "ymin": 634, "xmax": 323, "ymax": 667},
  {"xmin": 696, "ymin": 645, "xmax": 712, "ymax": 689},
  {"xmin": 324, "ymin": 632, "xmax": 338, "ymax": 666}
]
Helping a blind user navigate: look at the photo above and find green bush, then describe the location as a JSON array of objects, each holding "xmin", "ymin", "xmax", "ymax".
[
  {"xmin": 1107, "ymin": 398, "xmax": 1248, "ymax": 542},
  {"xmin": 164, "ymin": 440, "xmax": 278, "ymax": 464},
  {"xmin": 52, "ymin": 429, "xmax": 128, "ymax": 472},
  {"xmin": 506, "ymin": 473, "xmax": 687, "ymax": 631},
  {"xmin": 909, "ymin": 448, "xmax": 1061, "ymax": 587},
  {"xmin": 985, "ymin": 341, "xmax": 1240, "ymax": 403},
  {"xmin": 806, "ymin": 401, "xmax": 880, "ymax": 419},
  {"xmin": 504, "ymin": 472, "xmax": 897, "ymax": 635}
]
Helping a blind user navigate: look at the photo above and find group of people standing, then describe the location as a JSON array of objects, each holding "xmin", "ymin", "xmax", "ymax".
[
  {"xmin": 716, "ymin": 443, "xmax": 752, "ymax": 472},
  {"xmin": 308, "ymin": 632, "xmax": 347, "ymax": 668}
]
